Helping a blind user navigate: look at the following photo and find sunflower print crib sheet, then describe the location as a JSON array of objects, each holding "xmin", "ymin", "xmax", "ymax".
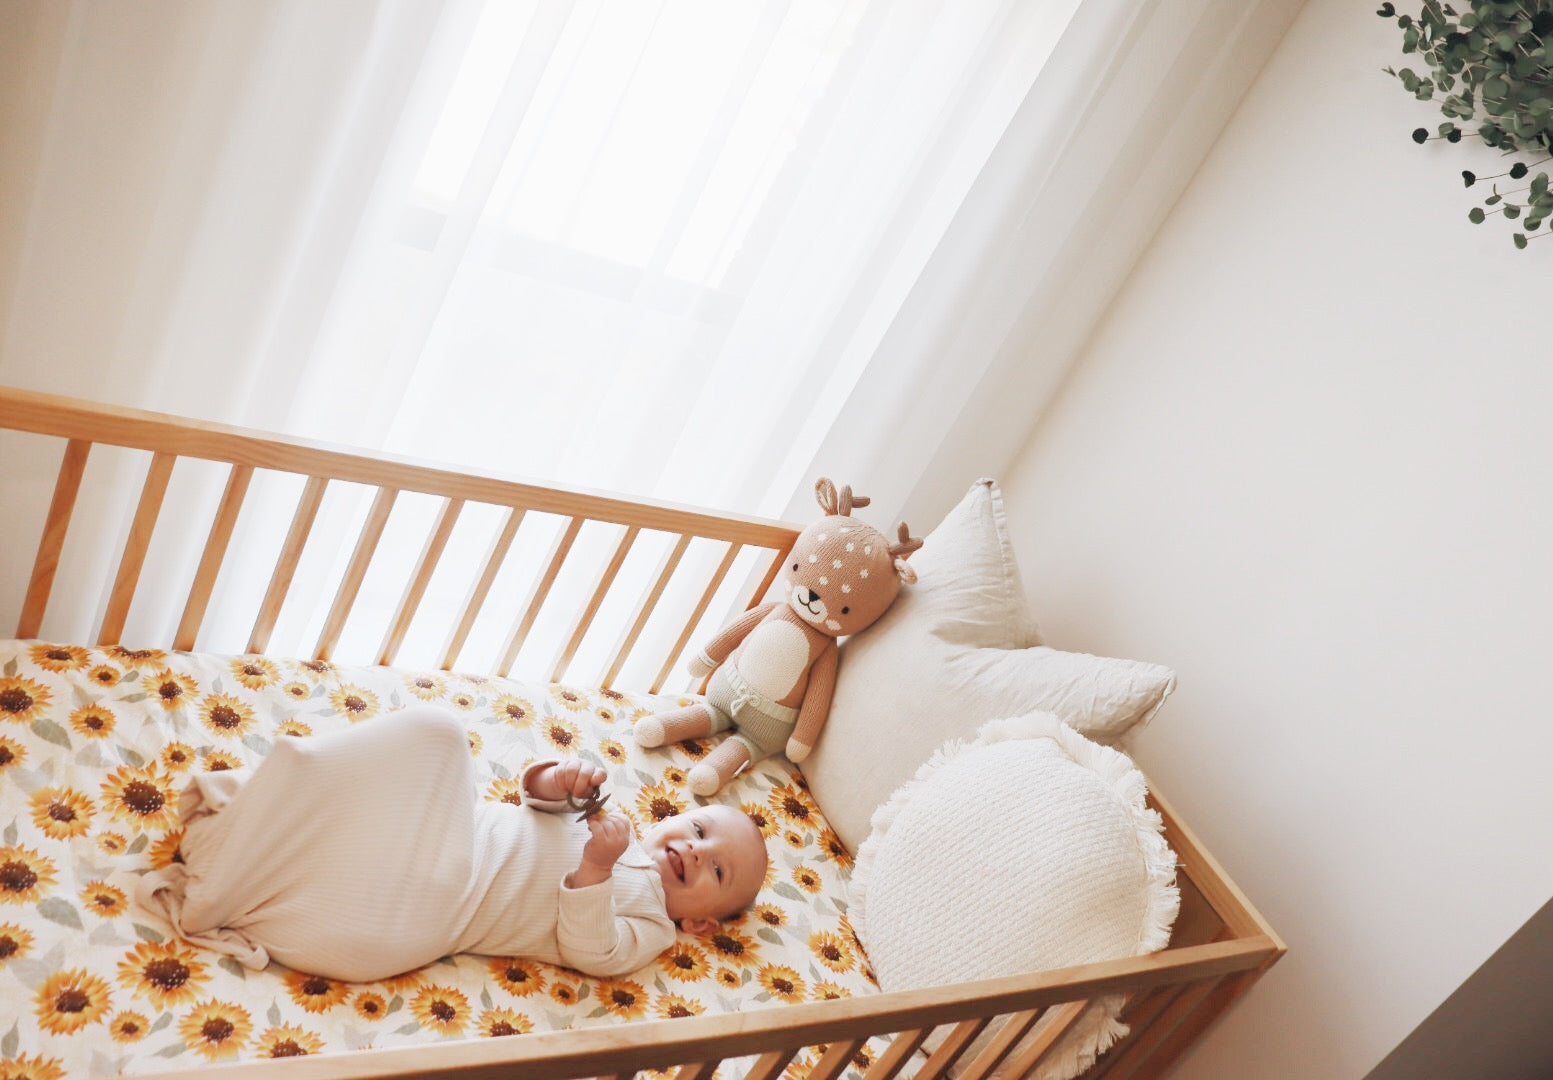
[{"xmin": 0, "ymin": 640, "xmax": 879, "ymax": 1078}]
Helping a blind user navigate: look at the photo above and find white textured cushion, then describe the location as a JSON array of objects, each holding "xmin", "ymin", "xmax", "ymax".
[
  {"xmin": 849, "ymin": 713, "xmax": 1179, "ymax": 1079},
  {"xmin": 802, "ymin": 478, "xmax": 1175, "ymax": 854}
]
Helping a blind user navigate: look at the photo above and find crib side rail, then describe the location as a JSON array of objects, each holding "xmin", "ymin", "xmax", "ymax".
[
  {"xmin": 179, "ymin": 938, "xmax": 1279, "ymax": 1080},
  {"xmin": 2, "ymin": 385, "xmax": 798, "ymax": 687}
]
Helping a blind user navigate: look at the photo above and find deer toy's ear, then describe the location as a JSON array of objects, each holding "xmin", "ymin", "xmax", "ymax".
[
  {"xmin": 814, "ymin": 477, "xmax": 839, "ymax": 516},
  {"xmin": 894, "ymin": 558, "xmax": 918, "ymax": 585}
]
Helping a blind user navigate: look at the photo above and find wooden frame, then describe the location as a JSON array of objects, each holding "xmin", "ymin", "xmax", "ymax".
[{"xmin": 0, "ymin": 386, "xmax": 1284, "ymax": 1079}]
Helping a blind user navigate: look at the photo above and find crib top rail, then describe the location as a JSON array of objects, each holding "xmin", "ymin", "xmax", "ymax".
[{"xmin": 1, "ymin": 385, "xmax": 799, "ymax": 687}]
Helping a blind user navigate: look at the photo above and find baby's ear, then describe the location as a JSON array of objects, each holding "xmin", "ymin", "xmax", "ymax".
[{"xmin": 679, "ymin": 915, "xmax": 720, "ymax": 937}]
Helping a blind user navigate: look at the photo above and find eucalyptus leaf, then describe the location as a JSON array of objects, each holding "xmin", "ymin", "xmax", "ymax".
[
  {"xmin": 30, "ymin": 716, "xmax": 72, "ymax": 749},
  {"xmin": 37, "ymin": 896, "xmax": 84, "ymax": 929}
]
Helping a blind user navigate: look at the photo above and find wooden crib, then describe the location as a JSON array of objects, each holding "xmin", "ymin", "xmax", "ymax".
[{"xmin": 0, "ymin": 386, "xmax": 1283, "ymax": 1080}]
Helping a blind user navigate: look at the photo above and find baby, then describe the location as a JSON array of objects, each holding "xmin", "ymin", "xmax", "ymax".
[{"xmin": 137, "ymin": 705, "xmax": 769, "ymax": 982}]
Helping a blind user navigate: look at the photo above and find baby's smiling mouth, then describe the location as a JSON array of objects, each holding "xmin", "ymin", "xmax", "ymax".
[{"xmin": 667, "ymin": 846, "xmax": 685, "ymax": 881}]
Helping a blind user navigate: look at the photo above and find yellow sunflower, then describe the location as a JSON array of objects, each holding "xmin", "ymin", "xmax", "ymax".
[
  {"xmin": 816, "ymin": 829, "xmax": 851, "ymax": 865},
  {"xmin": 147, "ymin": 830, "xmax": 184, "ymax": 870},
  {"xmin": 740, "ymin": 803, "xmax": 777, "ymax": 838},
  {"xmin": 594, "ymin": 978, "xmax": 649, "ymax": 1021},
  {"xmin": 657, "ymin": 941, "xmax": 710, "ymax": 982},
  {"xmin": 117, "ymin": 940, "xmax": 210, "ymax": 1008},
  {"xmin": 783, "ymin": 829, "xmax": 805, "ymax": 850},
  {"xmin": 409, "ymin": 984, "xmax": 469, "ymax": 1035},
  {"xmin": 405, "ymin": 674, "xmax": 446, "ymax": 701},
  {"xmin": 0, "ymin": 846, "xmax": 57, "ymax": 904},
  {"xmin": 158, "ymin": 741, "xmax": 195, "ymax": 772},
  {"xmin": 141, "ymin": 668, "xmax": 198, "ymax": 710},
  {"xmin": 548, "ymin": 980, "xmax": 579, "ymax": 1006},
  {"xmin": 476, "ymin": 1007, "xmax": 532, "ymax": 1037},
  {"xmin": 662, "ymin": 765, "xmax": 688, "ymax": 787},
  {"xmin": 808, "ymin": 931, "xmax": 855, "ymax": 973},
  {"xmin": 229, "ymin": 657, "xmax": 279, "ymax": 690},
  {"xmin": 594, "ymin": 704, "xmax": 618, "ymax": 725},
  {"xmin": 256, "ymin": 1024, "xmax": 325, "ymax": 1058},
  {"xmin": 108, "ymin": 645, "xmax": 166, "ymax": 666},
  {"xmin": 812, "ymin": 982, "xmax": 850, "ymax": 1001},
  {"xmin": 655, "ymin": 993, "xmax": 705, "ymax": 1019},
  {"xmin": 0, "ymin": 922, "xmax": 35, "ymax": 964},
  {"xmin": 705, "ymin": 927, "xmax": 760, "ymax": 968},
  {"xmin": 328, "ymin": 685, "xmax": 380, "ymax": 722},
  {"xmin": 178, "ymin": 999, "xmax": 253, "ymax": 1060},
  {"xmin": 466, "ymin": 729, "xmax": 484, "ymax": 757},
  {"xmin": 100, "ymin": 764, "xmax": 178, "ymax": 832},
  {"xmin": 281, "ymin": 681, "xmax": 310, "ymax": 700},
  {"xmin": 488, "ymin": 956, "xmax": 545, "ymax": 997},
  {"xmin": 548, "ymin": 685, "xmax": 588, "ymax": 712},
  {"xmin": 378, "ymin": 970, "xmax": 426, "ymax": 996},
  {"xmin": 791, "ymin": 865, "xmax": 823, "ymax": 894},
  {"xmin": 0, "ymin": 676, "xmax": 52, "ymax": 725},
  {"xmin": 757, "ymin": 964, "xmax": 806, "ymax": 1003},
  {"xmin": 29, "ymin": 786, "xmax": 94, "ymax": 841},
  {"xmin": 714, "ymin": 967, "xmax": 742, "ymax": 990},
  {"xmin": 676, "ymin": 737, "xmax": 710, "ymax": 759},
  {"xmin": 0, "ymin": 734, "xmax": 25, "ymax": 771},
  {"xmin": 66, "ymin": 704, "xmax": 116, "ymax": 741},
  {"xmin": 35, "ymin": 967, "xmax": 114, "ymax": 1034},
  {"xmin": 80, "ymin": 881, "xmax": 128, "ymax": 918},
  {"xmin": 88, "ymin": 664, "xmax": 121, "ymax": 687},
  {"xmin": 635, "ymin": 782, "xmax": 687, "ymax": 823},
  {"xmin": 599, "ymin": 739, "xmax": 626, "ymax": 765},
  {"xmin": 28, "ymin": 643, "xmax": 89, "ymax": 672},
  {"xmin": 108, "ymin": 1010, "xmax": 151, "ymax": 1042},
  {"xmin": 297, "ymin": 659, "xmax": 333, "ymax": 678},
  {"xmin": 97, "ymin": 832, "xmax": 128, "ymax": 856},
  {"xmin": 202, "ymin": 750, "xmax": 244, "ymax": 772},
  {"xmin": 0, "ymin": 1053, "xmax": 66, "ymax": 1080},
  {"xmin": 748, "ymin": 903, "xmax": 788, "ymax": 930},
  {"xmin": 199, "ymin": 693, "xmax": 257, "ymax": 739},
  {"xmin": 485, "ymin": 777, "xmax": 525, "ymax": 807},
  {"xmin": 448, "ymin": 691, "xmax": 475, "ymax": 710},
  {"xmin": 539, "ymin": 716, "xmax": 580, "ymax": 752},
  {"xmin": 768, "ymin": 783, "xmax": 819, "ymax": 829},
  {"xmin": 284, "ymin": 970, "xmax": 349, "ymax": 1013},
  {"xmin": 275, "ymin": 718, "xmax": 313, "ymax": 738},
  {"xmin": 352, "ymin": 992, "xmax": 387, "ymax": 1020},
  {"xmin": 490, "ymin": 694, "xmax": 535, "ymax": 727}
]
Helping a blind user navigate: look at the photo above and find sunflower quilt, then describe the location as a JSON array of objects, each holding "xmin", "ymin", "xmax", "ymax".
[{"xmin": 0, "ymin": 640, "xmax": 881, "ymax": 1079}]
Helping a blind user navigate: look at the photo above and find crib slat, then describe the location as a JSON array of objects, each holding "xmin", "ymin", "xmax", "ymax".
[
  {"xmin": 670, "ymin": 1063, "xmax": 718, "ymax": 1080},
  {"xmin": 98, "ymin": 451, "xmax": 176, "ymax": 645},
  {"xmin": 993, "ymin": 999, "xmax": 1089, "ymax": 1079},
  {"xmin": 17, "ymin": 437, "xmax": 91, "ymax": 638},
  {"xmin": 913, "ymin": 1017, "xmax": 991, "ymax": 1080},
  {"xmin": 743, "ymin": 1047, "xmax": 799, "ymax": 1080},
  {"xmin": 549, "ymin": 525, "xmax": 638, "ymax": 684},
  {"xmin": 809, "ymin": 1038, "xmax": 868, "ymax": 1080},
  {"xmin": 496, "ymin": 516, "xmax": 583, "ymax": 678},
  {"xmin": 378, "ymin": 497, "xmax": 464, "ymax": 666},
  {"xmin": 174, "ymin": 463, "xmax": 254, "ymax": 651},
  {"xmin": 314, "ymin": 486, "xmax": 397, "ymax": 661},
  {"xmin": 248, "ymin": 475, "xmax": 327, "ymax": 655},
  {"xmin": 442, "ymin": 507, "xmax": 524, "ymax": 672},
  {"xmin": 1090, "ymin": 978, "xmax": 1220, "ymax": 1080},
  {"xmin": 601, "ymin": 532, "xmax": 690, "ymax": 689},
  {"xmin": 862, "ymin": 1028, "xmax": 933, "ymax": 1080},
  {"xmin": 955, "ymin": 1007, "xmax": 1046, "ymax": 1080},
  {"xmin": 651, "ymin": 542, "xmax": 741, "ymax": 695},
  {"xmin": 739, "ymin": 546, "xmax": 789, "ymax": 614}
]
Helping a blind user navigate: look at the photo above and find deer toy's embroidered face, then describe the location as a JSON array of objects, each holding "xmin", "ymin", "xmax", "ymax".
[{"xmin": 780, "ymin": 479, "xmax": 921, "ymax": 639}]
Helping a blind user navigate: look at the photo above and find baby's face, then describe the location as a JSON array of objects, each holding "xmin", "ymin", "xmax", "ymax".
[{"xmin": 643, "ymin": 804, "xmax": 767, "ymax": 930}]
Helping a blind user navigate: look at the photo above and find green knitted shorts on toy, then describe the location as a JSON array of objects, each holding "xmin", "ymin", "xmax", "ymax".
[{"xmin": 705, "ymin": 664, "xmax": 799, "ymax": 761}]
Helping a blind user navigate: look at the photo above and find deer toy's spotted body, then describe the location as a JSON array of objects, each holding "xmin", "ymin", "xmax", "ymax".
[{"xmin": 634, "ymin": 479, "xmax": 921, "ymax": 797}]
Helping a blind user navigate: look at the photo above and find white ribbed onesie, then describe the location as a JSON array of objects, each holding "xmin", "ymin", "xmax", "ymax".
[{"xmin": 136, "ymin": 706, "xmax": 675, "ymax": 981}]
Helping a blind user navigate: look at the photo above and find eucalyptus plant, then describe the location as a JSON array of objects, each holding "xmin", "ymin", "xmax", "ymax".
[{"xmin": 1379, "ymin": 0, "xmax": 1553, "ymax": 247}]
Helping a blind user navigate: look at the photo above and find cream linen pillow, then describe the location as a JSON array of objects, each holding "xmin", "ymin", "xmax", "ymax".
[
  {"xmin": 800, "ymin": 478, "xmax": 1175, "ymax": 854},
  {"xmin": 848, "ymin": 713, "xmax": 1179, "ymax": 1080}
]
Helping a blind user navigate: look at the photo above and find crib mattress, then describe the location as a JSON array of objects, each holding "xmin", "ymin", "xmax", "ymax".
[{"xmin": 0, "ymin": 640, "xmax": 877, "ymax": 1077}]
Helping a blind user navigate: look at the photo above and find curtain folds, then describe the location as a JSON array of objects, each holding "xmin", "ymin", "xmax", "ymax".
[{"xmin": 0, "ymin": 0, "xmax": 1285, "ymax": 666}]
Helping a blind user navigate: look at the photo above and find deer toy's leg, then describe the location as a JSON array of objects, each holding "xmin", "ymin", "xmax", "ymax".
[
  {"xmin": 688, "ymin": 738, "xmax": 752, "ymax": 797},
  {"xmin": 633, "ymin": 704, "xmax": 717, "ymax": 749}
]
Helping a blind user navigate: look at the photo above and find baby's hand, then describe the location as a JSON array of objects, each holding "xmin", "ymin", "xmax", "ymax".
[
  {"xmin": 576, "ymin": 814, "xmax": 632, "ymax": 884},
  {"xmin": 530, "ymin": 759, "xmax": 607, "ymax": 804}
]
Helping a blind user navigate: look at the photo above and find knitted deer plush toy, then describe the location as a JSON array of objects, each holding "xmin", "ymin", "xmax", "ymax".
[{"xmin": 635, "ymin": 478, "xmax": 921, "ymax": 796}]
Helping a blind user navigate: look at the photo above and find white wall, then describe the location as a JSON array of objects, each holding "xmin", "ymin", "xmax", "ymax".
[{"xmin": 997, "ymin": 0, "xmax": 1553, "ymax": 1076}]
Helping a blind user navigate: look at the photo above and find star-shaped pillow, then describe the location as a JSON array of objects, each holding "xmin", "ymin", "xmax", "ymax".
[{"xmin": 799, "ymin": 479, "xmax": 1175, "ymax": 854}]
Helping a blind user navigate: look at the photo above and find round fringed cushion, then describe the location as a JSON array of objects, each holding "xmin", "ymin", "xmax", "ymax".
[{"xmin": 848, "ymin": 712, "xmax": 1179, "ymax": 1079}]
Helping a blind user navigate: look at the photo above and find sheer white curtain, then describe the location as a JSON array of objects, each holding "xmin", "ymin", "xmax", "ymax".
[{"xmin": 0, "ymin": 0, "xmax": 1274, "ymax": 665}]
